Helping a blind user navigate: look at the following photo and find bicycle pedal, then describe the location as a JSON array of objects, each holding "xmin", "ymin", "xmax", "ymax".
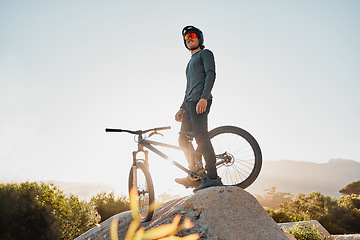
[{"xmin": 175, "ymin": 177, "xmax": 201, "ymax": 189}]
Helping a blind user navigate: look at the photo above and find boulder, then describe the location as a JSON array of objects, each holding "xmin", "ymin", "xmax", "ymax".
[
  {"xmin": 279, "ymin": 220, "xmax": 334, "ymax": 240},
  {"xmin": 332, "ymin": 235, "xmax": 360, "ymax": 240},
  {"xmin": 75, "ymin": 186, "xmax": 289, "ymax": 240}
]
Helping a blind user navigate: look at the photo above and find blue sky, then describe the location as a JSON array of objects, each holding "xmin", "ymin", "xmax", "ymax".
[{"xmin": 1, "ymin": 0, "xmax": 359, "ymax": 196}]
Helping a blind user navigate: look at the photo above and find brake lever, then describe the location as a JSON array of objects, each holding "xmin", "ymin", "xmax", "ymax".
[{"xmin": 149, "ymin": 131, "xmax": 163, "ymax": 138}]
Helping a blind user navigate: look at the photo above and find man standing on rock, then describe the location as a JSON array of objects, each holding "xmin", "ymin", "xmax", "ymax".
[{"xmin": 175, "ymin": 25, "xmax": 223, "ymax": 193}]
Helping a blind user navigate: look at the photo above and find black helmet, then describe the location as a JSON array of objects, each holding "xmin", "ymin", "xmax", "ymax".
[{"xmin": 182, "ymin": 25, "xmax": 204, "ymax": 50}]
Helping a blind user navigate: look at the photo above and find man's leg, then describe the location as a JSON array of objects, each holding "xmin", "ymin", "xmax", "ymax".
[
  {"xmin": 188, "ymin": 100, "xmax": 218, "ymax": 180},
  {"xmin": 188, "ymin": 100, "xmax": 223, "ymax": 192},
  {"xmin": 178, "ymin": 107, "xmax": 196, "ymax": 168},
  {"xmin": 175, "ymin": 104, "xmax": 201, "ymax": 188}
]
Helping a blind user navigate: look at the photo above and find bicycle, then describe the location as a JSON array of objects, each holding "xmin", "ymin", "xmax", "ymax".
[{"xmin": 105, "ymin": 125, "xmax": 262, "ymax": 222}]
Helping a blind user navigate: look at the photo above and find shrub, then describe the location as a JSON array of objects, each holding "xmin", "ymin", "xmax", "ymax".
[
  {"xmin": 335, "ymin": 194, "xmax": 360, "ymax": 233},
  {"xmin": 265, "ymin": 208, "xmax": 291, "ymax": 223},
  {"xmin": 0, "ymin": 182, "xmax": 99, "ymax": 240},
  {"xmin": 284, "ymin": 222, "xmax": 326, "ymax": 240},
  {"xmin": 267, "ymin": 191, "xmax": 360, "ymax": 234},
  {"xmin": 90, "ymin": 192, "xmax": 130, "ymax": 222}
]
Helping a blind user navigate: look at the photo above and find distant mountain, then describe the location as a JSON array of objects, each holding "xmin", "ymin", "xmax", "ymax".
[
  {"xmin": 4, "ymin": 159, "xmax": 357, "ymax": 200},
  {"xmin": 246, "ymin": 158, "xmax": 360, "ymax": 197}
]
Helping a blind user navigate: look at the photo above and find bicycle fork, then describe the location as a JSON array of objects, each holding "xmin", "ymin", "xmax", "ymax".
[{"xmin": 131, "ymin": 149, "xmax": 149, "ymax": 189}]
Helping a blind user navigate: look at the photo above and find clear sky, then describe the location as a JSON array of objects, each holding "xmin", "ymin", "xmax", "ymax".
[{"xmin": 1, "ymin": 0, "xmax": 359, "ymax": 197}]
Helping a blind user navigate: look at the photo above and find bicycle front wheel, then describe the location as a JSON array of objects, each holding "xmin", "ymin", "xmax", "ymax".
[
  {"xmin": 128, "ymin": 161, "xmax": 154, "ymax": 222},
  {"xmin": 209, "ymin": 126, "xmax": 262, "ymax": 189}
]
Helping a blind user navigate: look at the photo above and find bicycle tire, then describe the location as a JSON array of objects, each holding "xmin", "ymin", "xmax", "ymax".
[
  {"xmin": 128, "ymin": 161, "xmax": 155, "ymax": 222},
  {"xmin": 209, "ymin": 125, "xmax": 262, "ymax": 189}
]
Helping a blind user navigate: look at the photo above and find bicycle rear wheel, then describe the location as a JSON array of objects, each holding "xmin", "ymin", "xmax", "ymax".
[
  {"xmin": 209, "ymin": 126, "xmax": 262, "ymax": 189},
  {"xmin": 128, "ymin": 161, "xmax": 154, "ymax": 222}
]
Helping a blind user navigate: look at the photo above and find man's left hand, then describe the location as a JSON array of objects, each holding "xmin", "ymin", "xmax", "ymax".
[{"xmin": 196, "ymin": 98, "xmax": 207, "ymax": 114}]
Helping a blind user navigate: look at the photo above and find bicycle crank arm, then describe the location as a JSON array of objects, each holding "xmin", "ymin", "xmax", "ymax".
[
  {"xmin": 196, "ymin": 168, "xmax": 206, "ymax": 175},
  {"xmin": 215, "ymin": 159, "xmax": 227, "ymax": 166},
  {"xmin": 190, "ymin": 159, "xmax": 228, "ymax": 179}
]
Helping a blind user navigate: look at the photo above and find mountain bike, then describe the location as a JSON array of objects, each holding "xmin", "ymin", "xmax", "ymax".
[{"xmin": 105, "ymin": 125, "xmax": 262, "ymax": 222}]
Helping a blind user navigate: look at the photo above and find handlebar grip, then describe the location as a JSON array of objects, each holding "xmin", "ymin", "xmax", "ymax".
[
  {"xmin": 156, "ymin": 126, "xmax": 171, "ymax": 131},
  {"xmin": 105, "ymin": 128, "xmax": 123, "ymax": 132}
]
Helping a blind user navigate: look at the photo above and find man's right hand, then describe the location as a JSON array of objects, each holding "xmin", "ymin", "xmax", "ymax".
[{"xmin": 175, "ymin": 109, "xmax": 184, "ymax": 122}]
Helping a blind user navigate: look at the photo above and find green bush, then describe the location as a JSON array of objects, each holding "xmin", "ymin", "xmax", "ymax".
[
  {"xmin": 266, "ymin": 191, "xmax": 360, "ymax": 234},
  {"xmin": 90, "ymin": 192, "xmax": 130, "ymax": 222},
  {"xmin": 335, "ymin": 194, "xmax": 360, "ymax": 233},
  {"xmin": 265, "ymin": 208, "xmax": 291, "ymax": 223},
  {"xmin": 0, "ymin": 182, "xmax": 59, "ymax": 240},
  {"xmin": 284, "ymin": 222, "xmax": 326, "ymax": 240},
  {"xmin": 0, "ymin": 182, "xmax": 99, "ymax": 240}
]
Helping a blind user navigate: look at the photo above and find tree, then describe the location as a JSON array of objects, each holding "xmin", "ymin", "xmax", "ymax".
[
  {"xmin": 266, "ymin": 191, "xmax": 360, "ymax": 234},
  {"xmin": 335, "ymin": 194, "xmax": 360, "ymax": 233},
  {"xmin": 0, "ymin": 182, "xmax": 60, "ymax": 240},
  {"xmin": 90, "ymin": 192, "xmax": 130, "ymax": 222},
  {"xmin": 57, "ymin": 194, "xmax": 100, "ymax": 239},
  {"xmin": 255, "ymin": 187, "xmax": 293, "ymax": 209},
  {"xmin": 340, "ymin": 181, "xmax": 360, "ymax": 195},
  {"xmin": 0, "ymin": 182, "xmax": 99, "ymax": 240}
]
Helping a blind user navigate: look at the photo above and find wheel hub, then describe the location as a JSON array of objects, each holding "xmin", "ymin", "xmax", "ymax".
[{"xmin": 224, "ymin": 152, "xmax": 235, "ymax": 166}]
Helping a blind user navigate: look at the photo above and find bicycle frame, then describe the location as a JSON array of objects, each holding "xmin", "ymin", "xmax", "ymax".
[
  {"xmin": 133, "ymin": 136, "xmax": 230, "ymax": 179},
  {"xmin": 133, "ymin": 137, "xmax": 195, "ymax": 175},
  {"xmin": 105, "ymin": 126, "xmax": 234, "ymax": 181}
]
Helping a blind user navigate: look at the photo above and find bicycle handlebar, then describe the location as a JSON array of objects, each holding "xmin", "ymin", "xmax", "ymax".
[{"xmin": 105, "ymin": 126, "xmax": 171, "ymax": 135}]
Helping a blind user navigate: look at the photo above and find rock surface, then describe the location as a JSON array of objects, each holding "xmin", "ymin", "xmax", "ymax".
[
  {"xmin": 75, "ymin": 186, "xmax": 289, "ymax": 240},
  {"xmin": 332, "ymin": 235, "xmax": 360, "ymax": 240}
]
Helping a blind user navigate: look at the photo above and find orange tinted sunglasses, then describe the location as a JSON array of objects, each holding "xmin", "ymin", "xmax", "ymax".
[{"xmin": 184, "ymin": 33, "xmax": 197, "ymax": 40}]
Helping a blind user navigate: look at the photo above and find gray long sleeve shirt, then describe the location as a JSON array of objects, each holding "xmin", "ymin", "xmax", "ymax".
[{"xmin": 181, "ymin": 49, "xmax": 216, "ymax": 109}]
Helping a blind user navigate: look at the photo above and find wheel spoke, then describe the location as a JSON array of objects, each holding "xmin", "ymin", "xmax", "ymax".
[
  {"xmin": 129, "ymin": 162, "xmax": 154, "ymax": 222},
  {"xmin": 210, "ymin": 126, "xmax": 262, "ymax": 188}
]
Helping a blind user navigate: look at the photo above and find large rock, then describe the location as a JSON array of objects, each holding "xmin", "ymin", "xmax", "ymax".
[
  {"xmin": 332, "ymin": 235, "xmax": 360, "ymax": 240},
  {"xmin": 75, "ymin": 186, "xmax": 289, "ymax": 240}
]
